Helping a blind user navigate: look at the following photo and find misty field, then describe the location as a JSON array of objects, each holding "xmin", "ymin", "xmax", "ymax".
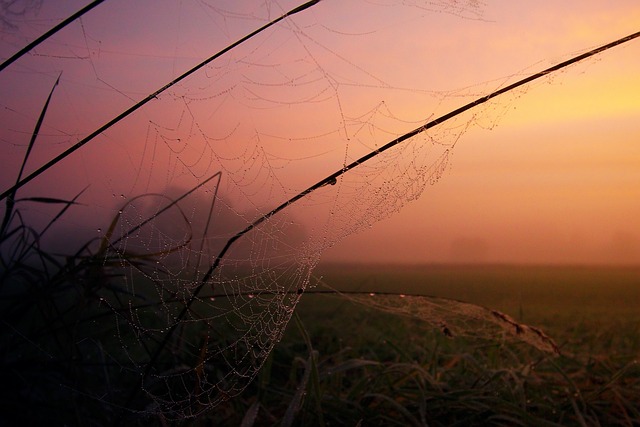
[
  {"xmin": 206, "ymin": 264, "xmax": 640, "ymax": 426},
  {"xmin": 2, "ymin": 2, "xmax": 639, "ymax": 426}
]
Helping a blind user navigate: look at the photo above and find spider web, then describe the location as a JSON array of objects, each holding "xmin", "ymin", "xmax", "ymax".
[{"xmin": 0, "ymin": 0, "xmax": 625, "ymax": 421}]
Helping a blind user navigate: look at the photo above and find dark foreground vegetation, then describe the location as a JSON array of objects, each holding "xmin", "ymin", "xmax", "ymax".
[
  {"xmin": 1, "ymin": 3, "xmax": 638, "ymax": 425},
  {"xmin": 205, "ymin": 264, "xmax": 640, "ymax": 426},
  {"xmin": 1, "ymin": 249, "xmax": 639, "ymax": 426}
]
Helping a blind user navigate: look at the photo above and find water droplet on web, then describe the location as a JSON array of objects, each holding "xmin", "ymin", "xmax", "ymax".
[{"xmin": 97, "ymin": 228, "xmax": 102, "ymax": 233}]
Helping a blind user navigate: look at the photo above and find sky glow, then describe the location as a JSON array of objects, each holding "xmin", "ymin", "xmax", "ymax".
[{"xmin": 1, "ymin": 0, "xmax": 639, "ymax": 265}]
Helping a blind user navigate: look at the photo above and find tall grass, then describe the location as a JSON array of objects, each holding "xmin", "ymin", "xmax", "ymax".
[
  {"xmin": 204, "ymin": 293, "xmax": 640, "ymax": 426},
  {"xmin": 0, "ymin": 77, "xmax": 217, "ymax": 423},
  {"xmin": 0, "ymin": 0, "xmax": 321, "ymax": 202},
  {"xmin": 1, "ymin": 6, "xmax": 639, "ymax": 425},
  {"xmin": 0, "ymin": 1, "xmax": 106, "ymax": 73}
]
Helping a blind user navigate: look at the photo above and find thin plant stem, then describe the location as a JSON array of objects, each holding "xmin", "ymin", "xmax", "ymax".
[
  {"xmin": 201, "ymin": 29, "xmax": 640, "ymax": 286},
  {"xmin": 133, "ymin": 30, "xmax": 640, "ymax": 416},
  {"xmin": 143, "ymin": 31, "xmax": 640, "ymax": 379},
  {"xmin": 192, "ymin": 173, "xmax": 222, "ymax": 281},
  {"xmin": 0, "ymin": 0, "xmax": 322, "ymax": 203},
  {"xmin": 116, "ymin": 1, "xmax": 322, "ymax": 414},
  {"xmin": 0, "ymin": 1, "xmax": 106, "ymax": 73},
  {"xmin": 128, "ymin": 32, "xmax": 638, "ymax": 370},
  {"xmin": 1, "ymin": 74, "xmax": 60, "ymax": 238}
]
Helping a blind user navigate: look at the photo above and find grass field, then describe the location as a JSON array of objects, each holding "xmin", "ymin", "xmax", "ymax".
[{"xmin": 204, "ymin": 264, "xmax": 640, "ymax": 426}]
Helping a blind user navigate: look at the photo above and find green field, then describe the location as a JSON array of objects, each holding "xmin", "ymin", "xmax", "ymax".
[
  {"xmin": 206, "ymin": 264, "xmax": 640, "ymax": 426},
  {"xmin": 315, "ymin": 263, "xmax": 640, "ymax": 320},
  {"xmin": 3, "ymin": 259, "xmax": 640, "ymax": 425}
]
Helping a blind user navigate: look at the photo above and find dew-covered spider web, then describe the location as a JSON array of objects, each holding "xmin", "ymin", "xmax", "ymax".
[
  {"xmin": 0, "ymin": 0, "xmax": 636, "ymax": 421},
  {"xmin": 314, "ymin": 278, "xmax": 560, "ymax": 355}
]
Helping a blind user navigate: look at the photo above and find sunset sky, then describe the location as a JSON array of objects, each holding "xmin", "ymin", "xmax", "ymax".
[{"xmin": 1, "ymin": 0, "xmax": 639, "ymax": 266}]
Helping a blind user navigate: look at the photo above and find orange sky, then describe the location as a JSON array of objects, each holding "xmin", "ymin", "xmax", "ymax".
[{"xmin": 1, "ymin": 1, "xmax": 639, "ymax": 265}]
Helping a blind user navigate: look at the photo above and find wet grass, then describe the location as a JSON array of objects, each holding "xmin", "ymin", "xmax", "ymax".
[{"xmin": 201, "ymin": 264, "xmax": 640, "ymax": 426}]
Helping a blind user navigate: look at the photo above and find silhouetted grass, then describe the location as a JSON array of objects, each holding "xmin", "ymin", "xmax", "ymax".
[
  {"xmin": 2, "ymin": 8, "xmax": 639, "ymax": 426},
  {"xmin": 204, "ymin": 290, "xmax": 640, "ymax": 426}
]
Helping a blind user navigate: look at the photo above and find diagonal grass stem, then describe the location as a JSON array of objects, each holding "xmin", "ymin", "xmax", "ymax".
[
  {"xmin": 0, "ymin": 1, "xmax": 106, "ymax": 73},
  {"xmin": 0, "ymin": 0, "xmax": 322, "ymax": 203}
]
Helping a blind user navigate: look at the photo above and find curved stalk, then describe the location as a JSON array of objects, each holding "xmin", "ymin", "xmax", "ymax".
[
  {"xmin": 202, "ymin": 29, "xmax": 640, "ymax": 286},
  {"xmin": 0, "ymin": 0, "xmax": 322, "ymax": 202},
  {"xmin": 0, "ymin": 0, "xmax": 106, "ymax": 73}
]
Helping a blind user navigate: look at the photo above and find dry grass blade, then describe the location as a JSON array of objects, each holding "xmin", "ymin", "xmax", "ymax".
[
  {"xmin": 1, "ymin": 74, "xmax": 60, "ymax": 237},
  {"xmin": 22, "ymin": 187, "xmax": 88, "ymax": 236},
  {"xmin": 100, "ymin": 171, "xmax": 220, "ymax": 256},
  {"xmin": 363, "ymin": 392, "xmax": 423, "ymax": 427},
  {"xmin": 282, "ymin": 352, "xmax": 314, "ymax": 427},
  {"xmin": 200, "ymin": 29, "xmax": 640, "ymax": 290},
  {"xmin": 0, "ymin": 1, "xmax": 105, "ymax": 72},
  {"xmin": 240, "ymin": 400, "xmax": 261, "ymax": 427},
  {"xmin": 0, "ymin": 1, "xmax": 322, "ymax": 202},
  {"xmin": 14, "ymin": 196, "xmax": 82, "ymax": 204},
  {"xmin": 316, "ymin": 281, "xmax": 560, "ymax": 355}
]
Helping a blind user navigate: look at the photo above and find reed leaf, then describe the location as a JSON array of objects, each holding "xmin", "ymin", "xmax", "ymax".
[
  {"xmin": 0, "ymin": 2, "xmax": 321, "ymax": 202},
  {"xmin": 1, "ymin": 74, "xmax": 60, "ymax": 237},
  {"xmin": 0, "ymin": 2, "xmax": 105, "ymax": 73}
]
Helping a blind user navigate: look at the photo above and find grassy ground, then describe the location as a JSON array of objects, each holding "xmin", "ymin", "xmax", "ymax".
[
  {"xmin": 2, "ymin": 257, "xmax": 639, "ymax": 425},
  {"xmin": 201, "ymin": 264, "xmax": 640, "ymax": 426}
]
